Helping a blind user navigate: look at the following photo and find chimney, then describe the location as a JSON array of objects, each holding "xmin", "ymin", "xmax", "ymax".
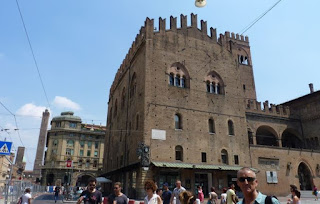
[{"xmin": 309, "ymin": 83, "xmax": 314, "ymax": 93}]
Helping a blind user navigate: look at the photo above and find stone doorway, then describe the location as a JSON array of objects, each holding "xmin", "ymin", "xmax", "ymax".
[{"xmin": 298, "ymin": 162, "xmax": 312, "ymax": 190}]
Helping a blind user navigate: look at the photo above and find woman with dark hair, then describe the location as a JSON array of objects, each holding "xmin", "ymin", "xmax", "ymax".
[
  {"xmin": 197, "ymin": 186, "xmax": 204, "ymax": 203},
  {"xmin": 208, "ymin": 187, "xmax": 218, "ymax": 204},
  {"xmin": 144, "ymin": 180, "xmax": 162, "ymax": 204},
  {"xmin": 179, "ymin": 191, "xmax": 197, "ymax": 204},
  {"xmin": 220, "ymin": 188, "xmax": 227, "ymax": 204},
  {"xmin": 19, "ymin": 188, "xmax": 32, "ymax": 204},
  {"xmin": 287, "ymin": 185, "xmax": 301, "ymax": 204}
]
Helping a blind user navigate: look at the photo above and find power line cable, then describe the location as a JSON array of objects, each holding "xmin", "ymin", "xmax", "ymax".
[
  {"xmin": 240, "ymin": 0, "xmax": 283, "ymax": 35},
  {"xmin": 15, "ymin": 0, "xmax": 51, "ymax": 108},
  {"xmin": 0, "ymin": 101, "xmax": 31, "ymax": 163}
]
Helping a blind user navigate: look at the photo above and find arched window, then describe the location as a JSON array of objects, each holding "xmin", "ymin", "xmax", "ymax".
[
  {"xmin": 228, "ymin": 120, "xmax": 234, "ymax": 136},
  {"xmin": 67, "ymin": 140, "xmax": 74, "ymax": 147},
  {"xmin": 167, "ymin": 62, "xmax": 190, "ymax": 89},
  {"xmin": 175, "ymin": 114, "xmax": 182, "ymax": 129},
  {"xmin": 169, "ymin": 73, "xmax": 174, "ymax": 86},
  {"xmin": 86, "ymin": 160, "xmax": 90, "ymax": 168},
  {"xmin": 93, "ymin": 160, "xmax": 98, "ymax": 168},
  {"xmin": 175, "ymin": 146, "xmax": 183, "ymax": 161},
  {"xmin": 130, "ymin": 73, "xmax": 137, "ymax": 98},
  {"xmin": 114, "ymin": 99, "xmax": 118, "ymax": 117},
  {"xmin": 208, "ymin": 119, "xmax": 215, "ymax": 133},
  {"xmin": 221, "ymin": 149, "xmax": 228, "ymax": 164},
  {"xmin": 121, "ymin": 87, "xmax": 126, "ymax": 108},
  {"xmin": 256, "ymin": 126, "xmax": 278, "ymax": 146},
  {"xmin": 205, "ymin": 72, "xmax": 224, "ymax": 95}
]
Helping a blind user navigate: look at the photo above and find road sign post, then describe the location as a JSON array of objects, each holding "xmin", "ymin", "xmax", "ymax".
[
  {"xmin": 0, "ymin": 141, "xmax": 13, "ymax": 204},
  {"xmin": 0, "ymin": 141, "xmax": 12, "ymax": 156}
]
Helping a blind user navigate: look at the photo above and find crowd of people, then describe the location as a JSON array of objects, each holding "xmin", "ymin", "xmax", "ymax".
[
  {"xmin": 73, "ymin": 167, "xmax": 284, "ymax": 204},
  {"xmin": 17, "ymin": 167, "xmax": 310, "ymax": 204}
]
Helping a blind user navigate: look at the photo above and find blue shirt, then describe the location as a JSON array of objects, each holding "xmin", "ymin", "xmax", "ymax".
[
  {"xmin": 237, "ymin": 192, "xmax": 280, "ymax": 204},
  {"xmin": 162, "ymin": 190, "xmax": 172, "ymax": 204}
]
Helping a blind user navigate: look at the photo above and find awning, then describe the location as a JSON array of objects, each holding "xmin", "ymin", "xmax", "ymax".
[
  {"xmin": 96, "ymin": 177, "xmax": 112, "ymax": 183},
  {"xmin": 151, "ymin": 161, "xmax": 258, "ymax": 172}
]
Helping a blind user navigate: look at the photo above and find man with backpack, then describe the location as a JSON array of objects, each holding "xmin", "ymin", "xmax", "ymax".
[{"xmin": 236, "ymin": 167, "xmax": 280, "ymax": 204}]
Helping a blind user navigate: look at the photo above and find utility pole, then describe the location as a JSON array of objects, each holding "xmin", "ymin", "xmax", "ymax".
[{"xmin": 4, "ymin": 155, "xmax": 14, "ymax": 204}]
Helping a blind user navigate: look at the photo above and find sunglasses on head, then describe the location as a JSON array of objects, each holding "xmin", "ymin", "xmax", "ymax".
[{"xmin": 238, "ymin": 177, "xmax": 256, "ymax": 182}]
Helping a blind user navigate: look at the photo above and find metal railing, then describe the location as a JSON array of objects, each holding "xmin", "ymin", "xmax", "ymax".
[{"xmin": 0, "ymin": 180, "xmax": 46, "ymax": 204}]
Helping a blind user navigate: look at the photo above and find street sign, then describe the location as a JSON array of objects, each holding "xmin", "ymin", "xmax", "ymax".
[{"xmin": 0, "ymin": 141, "xmax": 12, "ymax": 155}]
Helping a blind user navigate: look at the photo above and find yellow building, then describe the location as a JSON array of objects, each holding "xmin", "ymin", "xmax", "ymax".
[{"xmin": 42, "ymin": 111, "xmax": 105, "ymax": 186}]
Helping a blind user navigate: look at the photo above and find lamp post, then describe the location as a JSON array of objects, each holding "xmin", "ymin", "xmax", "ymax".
[{"xmin": 136, "ymin": 143, "xmax": 150, "ymax": 170}]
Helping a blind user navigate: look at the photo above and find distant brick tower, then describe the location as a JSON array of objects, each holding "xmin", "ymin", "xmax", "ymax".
[
  {"xmin": 33, "ymin": 109, "xmax": 50, "ymax": 183},
  {"xmin": 15, "ymin": 146, "xmax": 25, "ymax": 167}
]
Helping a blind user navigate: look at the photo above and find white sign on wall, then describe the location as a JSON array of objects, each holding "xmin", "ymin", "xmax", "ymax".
[
  {"xmin": 151, "ymin": 129, "xmax": 166, "ymax": 140},
  {"xmin": 266, "ymin": 171, "xmax": 278, "ymax": 184}
]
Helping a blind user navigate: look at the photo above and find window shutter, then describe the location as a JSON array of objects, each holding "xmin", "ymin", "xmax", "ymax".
[
  {"xmin": 266, "ymin": 171, "xmax": 273, "ymax": 183},
  {"xmin": 272, "ymin": 171, "xmax": 278, "ymax": 183}
]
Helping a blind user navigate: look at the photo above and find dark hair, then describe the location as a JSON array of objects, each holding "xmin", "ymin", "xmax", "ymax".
[
  {"xmin": 25, "ymin": 188, "xmax": 31, "ymax": 193},
  {"xmin": 197, "ymin": 186, "xmax": 202, "ymax": 189},
  {"xmin": 114, "ymin": 182, "xmax": 122, "ymax": 188},
  {"xmin": 88, "ymin": 177, "xmax": 97, "ymax": 184},
  {"xmin": 156, "ymin": 188, "xmax": 162, "ymax": 194},
  {"xmin": 179, "ymin": 191, "xmax": 196, "ymax": 204},
  {"xmin": 211, "ymin": 187, "xmax": 215, "ymax": 192},
  {"xmin": 290, "ymin": 184, "xmax": 300, "ymax": 198},
  {"xmin": 145, "ymin": 180, "xmax": 157, "ymax": 192},
  {"xmin": 222, "ymin": 188, "xmax": 227, "ymax": 193}
]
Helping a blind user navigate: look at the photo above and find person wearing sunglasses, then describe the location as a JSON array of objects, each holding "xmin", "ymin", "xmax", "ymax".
[
  {"xmin": 77, "ymin": 177, "xmax": 102, "ymax": 204},
  {"xmin": 236, "ymin": 167, "xmax": 280, "ymax": 204},
  {"xmin": 108, "ymin": 182, "xmax": 128, "ymax": 204}
]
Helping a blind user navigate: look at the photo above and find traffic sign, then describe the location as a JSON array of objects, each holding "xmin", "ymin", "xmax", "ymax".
[{"xmin": 0, "ymin": 141, "xmax": 12, "ymax": 155}]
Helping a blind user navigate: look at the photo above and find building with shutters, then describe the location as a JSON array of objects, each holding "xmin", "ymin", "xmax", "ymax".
[
  {"xmin": 41, "ymin": 111, "xmax": 106, "ymax": 187},
  {"xmin": 103, "ymin": 13, "xmax": 320, "ymax": 198}
]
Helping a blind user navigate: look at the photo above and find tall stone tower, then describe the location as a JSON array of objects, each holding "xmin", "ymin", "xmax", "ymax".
[
  {"xmin": 15, "ymin": 146, "xmax": 25, "ymax": 167},
  {"xmin": 33, "ymin": 109, "xmax": 50, "ymax": 183}
]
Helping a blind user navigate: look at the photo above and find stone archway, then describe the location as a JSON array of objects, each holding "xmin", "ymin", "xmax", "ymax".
[
  {"xmin": 256, "ymin": 126, "xmax": 279, "ymax": 146},
  {"xmin": 298, "ymin": 162, "xmax": 313, "ymax": 190},
  {"xmin": 46, "ymin": 173, "xmax": 54, "ymax": 186},
  {"xmin": 282, "ymin": 129, "xmax": 303, "ymax": 148}
]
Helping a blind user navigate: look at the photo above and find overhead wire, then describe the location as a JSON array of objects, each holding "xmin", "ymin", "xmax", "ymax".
[
  {"xmin": 15, "ymin": 0, "xmax": 51, "ymax": 108},
  {"xmin": 240, "ymin": 0, "xmax": 283, "ymax": 35},
  {"xmin": 0, "ymin": 101, "xmax": 31, "ymax": 164}
]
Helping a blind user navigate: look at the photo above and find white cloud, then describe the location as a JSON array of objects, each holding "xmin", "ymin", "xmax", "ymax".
[
  {"xmin": 16, "ymin": 103, "xmax": 48, "ymax": 118},
  {"xmin": 52, "ymin": 96, "xmax": 81, "ymax": 111}
]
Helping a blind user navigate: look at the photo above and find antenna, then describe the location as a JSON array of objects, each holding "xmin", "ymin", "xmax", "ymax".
[{"xmin": 195, "ymin": 0, "xmax": 207, "ymax": 7}]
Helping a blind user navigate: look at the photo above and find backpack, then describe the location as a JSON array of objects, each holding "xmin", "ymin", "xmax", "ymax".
[{"xmin": 265, "ymin": 195, "xmax": 278, "ymax": 204}]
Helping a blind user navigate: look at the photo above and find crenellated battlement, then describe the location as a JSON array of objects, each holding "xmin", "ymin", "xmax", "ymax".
[
  {"xmin": 109, "ymin": 25, "xmax": 146, "ymax": 97},
  {"xmin": 109, "ymin": 14, "xmax": 249, "ymax": 97},
  {"xmin": 246, "ymin": 99, "xmax": 291, "ymax": 117}
]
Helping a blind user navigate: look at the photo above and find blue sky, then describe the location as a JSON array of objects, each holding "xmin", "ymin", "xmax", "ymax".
[{"xmin": 1, "ymin": 0, "xmax": 319, "ymax": 170}]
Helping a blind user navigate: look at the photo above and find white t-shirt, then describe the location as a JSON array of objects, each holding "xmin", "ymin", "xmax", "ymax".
[
  {"xmin": 21, "ymin": 193, "xmax": 31, "ymax": 204},
  {"xmin": 173, "ymin": 187, "xmax": 186, "ymax": 204},
  {"xmin": 144, "ymin": 194, "xmax": 160, "ymax": 204}
]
